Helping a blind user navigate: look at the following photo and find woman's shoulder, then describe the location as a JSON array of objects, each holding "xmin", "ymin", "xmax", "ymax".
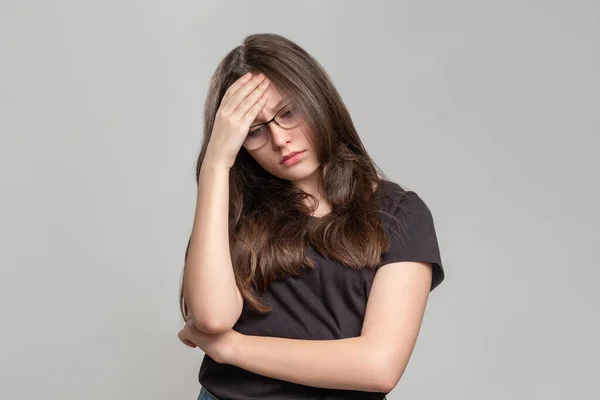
[
  {"xmin": 375, "ymin": 179, "xmax": 411, "ymax": 205},
  {"xmin": 375, "ymin": 179, "xmax": 431, "ymax": 219}
]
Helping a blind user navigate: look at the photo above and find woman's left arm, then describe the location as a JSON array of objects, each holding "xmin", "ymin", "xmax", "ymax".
[
  {"xmin": 230, "ymin": 331, "xmax": 383, "ymax": 392},
  {"xmin": 181, "ymin": 261, "xmax": 433, "ymax": 393}
]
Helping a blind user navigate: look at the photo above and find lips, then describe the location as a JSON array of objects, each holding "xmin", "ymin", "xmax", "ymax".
[{"xmin": 281, "ymin": 151, "xmax": 304, "ymax": 164}]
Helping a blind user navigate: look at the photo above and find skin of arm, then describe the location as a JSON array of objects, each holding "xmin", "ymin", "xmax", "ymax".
[
  {"xmin": 223, "ymin": 261, "xmax": 434, "ymax": 393},
  {"xmin": 183, "ymin": 161, "xmax": 243, "ymax": 334}
]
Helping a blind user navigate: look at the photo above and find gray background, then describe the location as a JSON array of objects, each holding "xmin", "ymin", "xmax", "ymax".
[{"xmin": 1, "ymin": 0, "xmax": 598, "ymax": 399}]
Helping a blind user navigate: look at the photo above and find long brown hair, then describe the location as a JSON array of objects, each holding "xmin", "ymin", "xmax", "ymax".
[{"xmin": 179, "ymin": 33, "xmax": 402, "ymax": 319}]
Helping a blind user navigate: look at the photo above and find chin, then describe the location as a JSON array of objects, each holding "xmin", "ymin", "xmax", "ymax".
[
  {"xmin": 265, "ymin": 162, "xmax": 310, "ymax": 180},
  {"xmin": 285, "ymin": 163, "xmax": 320, "ymax": 179}
]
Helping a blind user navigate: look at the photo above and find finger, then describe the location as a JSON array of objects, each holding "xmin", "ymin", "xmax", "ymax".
[
  {"xmin": 220, "ymin": 72, "xmax": 253, "ymax": 107},
  {"xmin": 243, "ymin": 92, "xmax": 269, "ymax": 125},
  {"xmin": 232, "ymin": 78, "xmax": 271, "ymax": 122},
  {"xmin": 221, "ymin": 73, "xmax": 267, "ymax": 116}
]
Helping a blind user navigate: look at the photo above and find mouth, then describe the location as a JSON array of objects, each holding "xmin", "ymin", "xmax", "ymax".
[{"xmin": 280, "ymin": 150, "xmax": 305, "ymax": 165}]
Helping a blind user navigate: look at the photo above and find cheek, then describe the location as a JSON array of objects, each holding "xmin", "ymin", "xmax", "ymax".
[
  {"xmin": 250, "ymin": 151, "xmax": 276, "ymax": 171},
  {"xmin": 299, "ymin": 126, "xmax": 318, "ymax": 151}
]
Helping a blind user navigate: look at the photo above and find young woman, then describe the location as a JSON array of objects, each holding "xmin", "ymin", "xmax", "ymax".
[{"xmin": 177, "ymin": 33, "xmax": 445, "ymax": 400}]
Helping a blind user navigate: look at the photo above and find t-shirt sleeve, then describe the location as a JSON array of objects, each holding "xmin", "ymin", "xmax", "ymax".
[{"xmin": 378, "ymin": 189, "xmax": 445, "ymax": 292}]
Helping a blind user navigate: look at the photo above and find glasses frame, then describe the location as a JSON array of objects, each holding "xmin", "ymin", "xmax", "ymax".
[{"xmin": 248, "ymin": 102, "xmax": 295, "ymax": 135}]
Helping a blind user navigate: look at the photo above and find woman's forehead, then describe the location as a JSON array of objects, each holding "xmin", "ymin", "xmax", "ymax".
[{"xmin": 263, "ymin": 85, "xmax": 285, "ymax": 109}]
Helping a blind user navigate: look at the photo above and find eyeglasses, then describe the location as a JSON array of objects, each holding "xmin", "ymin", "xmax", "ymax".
[{"xmin": 243, "ymin": 103, "xmax": 300, "ymax": 150}]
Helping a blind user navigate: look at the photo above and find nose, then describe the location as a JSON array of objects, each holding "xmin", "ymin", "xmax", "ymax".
[{"xmin": 267, "ymin": 121, "xmax": 292, "ymax": 148}]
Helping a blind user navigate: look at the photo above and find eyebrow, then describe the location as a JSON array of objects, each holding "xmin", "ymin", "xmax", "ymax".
[{"xmin": 251, "ymin": 98, "xmax": 286, "ymax": 125}]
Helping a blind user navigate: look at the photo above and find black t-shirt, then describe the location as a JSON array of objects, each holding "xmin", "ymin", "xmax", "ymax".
[{"xmin": 198, "ymin": 180, "xmax": 445, "ymax": 399}]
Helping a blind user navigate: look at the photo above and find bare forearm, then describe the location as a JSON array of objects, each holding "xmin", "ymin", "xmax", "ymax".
[
  {"xmin": 184, "ymin": 162, "xmax": 242, "ymax": 332},
  {"xmin": 228, "ymin": 334, "xmax": 388, "ymax": 393}
]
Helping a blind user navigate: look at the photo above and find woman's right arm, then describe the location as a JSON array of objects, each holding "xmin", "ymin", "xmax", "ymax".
[
  {"xmin": 183, "ymin": 71, "xmax": 270, "ymax": 334},
  {"xmin": 184, "ymin": 161, "xmax": 243, "ymax": 334}
]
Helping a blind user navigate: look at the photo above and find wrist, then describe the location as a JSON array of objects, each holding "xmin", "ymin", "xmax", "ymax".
[
  {"xmin": 201, "ymin": 158, "xmax": 231, "ymax": 173},
  {"xmin": 224, "ymin": 331, "xmax": 244, "ymax": 365}
]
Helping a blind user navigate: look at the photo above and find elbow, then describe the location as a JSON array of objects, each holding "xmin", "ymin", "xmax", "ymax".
[
  {"xmin": 376, "ymin": 375, "xmax": 400, "ymax": 395},
  {"xmin": 374, "ymin": 367, "xmax": 402, "ymax": 394},
  {"xmin": 187, "ymin": 289, "xmax": 244, "ymax": 334},
  {"xmin": 192, "ymin": 316, "xmax": 235, "ymax": 334},
  {"xmin": 370, "ymin": 351, "xmax": 404, "ymax": 393}
]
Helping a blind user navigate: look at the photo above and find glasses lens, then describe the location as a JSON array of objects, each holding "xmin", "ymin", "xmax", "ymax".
[
  {"xmin": 275, "ymin": 104, "xmax": 299, "ymax": 129},
  {"xmin": 243, "ymin": 125, "xmax": 268, "ymax": 150},
  {"xmin": 242, "ymin": 104, "xmax": 300, "ymax": 150}
]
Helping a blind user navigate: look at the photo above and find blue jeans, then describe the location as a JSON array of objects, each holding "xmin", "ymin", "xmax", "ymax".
[
  {"xmin": 198, "ymin": 387, "xmax": 219, "ymax": 400},
  {"xmin": 199, "ymin": 387, "xmax": 388, "ymax": 399}
]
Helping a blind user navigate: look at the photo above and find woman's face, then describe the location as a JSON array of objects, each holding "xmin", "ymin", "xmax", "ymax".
[{"xmin": 246, "ymin": 84, "xmax": 322, "ymax": 189}]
